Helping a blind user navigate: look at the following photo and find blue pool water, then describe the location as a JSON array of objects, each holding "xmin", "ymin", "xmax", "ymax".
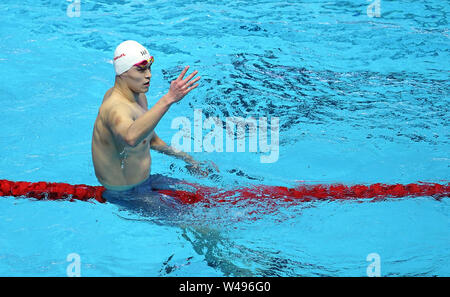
[{"xmin": 0, "ymin": 0, "xmax": 449, "ymax": 276}]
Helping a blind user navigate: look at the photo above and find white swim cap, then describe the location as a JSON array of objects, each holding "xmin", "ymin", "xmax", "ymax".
[{"xmin": 113, "ymin": 40, "xmax": 152, "ymax": 75}]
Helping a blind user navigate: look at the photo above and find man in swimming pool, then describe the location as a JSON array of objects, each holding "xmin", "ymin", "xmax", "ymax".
[{"xmin": 91, "ymin": 40, "xmax": 214, "ymax": 192}]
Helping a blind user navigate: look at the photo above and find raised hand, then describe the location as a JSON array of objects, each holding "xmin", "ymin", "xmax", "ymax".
[{"xmin": 167, "ymin": 66, "xmax": 201, "ymax": 103}]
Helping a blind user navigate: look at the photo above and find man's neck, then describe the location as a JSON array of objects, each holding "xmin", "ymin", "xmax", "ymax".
[{"xmin": 113, "ymin": 78, "xmax": 139, "ymax": 104}]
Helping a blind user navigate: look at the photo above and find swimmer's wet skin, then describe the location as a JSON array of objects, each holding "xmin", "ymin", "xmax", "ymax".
[
  {"xmin": 102, "ymin": 174, "xmax": 150, "ymax": 191},
  {"xmin": 91, "ymin": 40, "xmax": 216, "ymax": 195}
]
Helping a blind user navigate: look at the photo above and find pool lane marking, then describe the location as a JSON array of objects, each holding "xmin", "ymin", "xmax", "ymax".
[{"xmin": 0, "ymin": 179, "xmax": 448, "ymax": 204}]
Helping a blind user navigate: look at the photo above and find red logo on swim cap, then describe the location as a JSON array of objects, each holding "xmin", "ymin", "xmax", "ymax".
[{"xmin": 114, "ymin": 53, "xmax": 126, "ymax": 61}]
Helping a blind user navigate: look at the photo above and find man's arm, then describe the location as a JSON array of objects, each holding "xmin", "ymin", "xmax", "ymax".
[
  {"xmin": 128, "ymin": 66, "xmax": 200, "ymax": 146},
  {"xmin": 107, "ymin": 98, "xmax": 172, "ymax": 147},
  {"xmin": 109, "ymin": 66, "xmax": 200, "ymax": 147},
  {"xmin": 150, "ymin": 132, "xmax": 219, "ymax": 177},
  {"xmin": 150, "ymin": 132, "xmax": 196, "ymax": 164}
]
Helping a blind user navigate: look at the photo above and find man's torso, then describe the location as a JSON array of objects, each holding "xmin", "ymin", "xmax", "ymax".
[{"xmin": 91, "ymin": 88, "xmax": 154, "ymax": 187}]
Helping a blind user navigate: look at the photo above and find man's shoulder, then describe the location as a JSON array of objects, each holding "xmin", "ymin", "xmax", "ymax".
[
  {"xmin": 101, "ymin": 89, "xmax": 129, "ymax": 110},
  {"xmin": 100, "ymin": 96, "xmax": 134, "ymax": 124},
  {"xmin": 101, "ymin": 87, "xmax": 114, "ymax": 104}
]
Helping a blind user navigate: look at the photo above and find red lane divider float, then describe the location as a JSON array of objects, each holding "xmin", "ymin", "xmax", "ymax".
[
  {"xmin": 1, "ymin": 179, "xmax": 448, "ymax": 205},
  {"xmin": 159, "ymin": 181, "xmax": 450, "ymax": 205},
  {"xmin": 0, "ymin": 179, "xmax": 106, "ymax": 203}
]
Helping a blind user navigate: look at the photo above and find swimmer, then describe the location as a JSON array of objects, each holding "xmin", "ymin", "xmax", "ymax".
[{"xmin": 91, "ymin": 40, "xmax": 217, "ymax": 193}]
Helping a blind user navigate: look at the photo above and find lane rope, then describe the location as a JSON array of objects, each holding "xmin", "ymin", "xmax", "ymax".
[
  {"xmin": 1, "ymin": 179, "xmax": 448, "ymax": 205},
  {"xmin": 0, "ymin": 179, "xmax": 106, "ymax": 203}
]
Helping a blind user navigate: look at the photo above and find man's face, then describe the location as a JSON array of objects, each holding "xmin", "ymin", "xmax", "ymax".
[{"xmin": 120, "ymin": 63, "xmax": 152, "ymax": 93}]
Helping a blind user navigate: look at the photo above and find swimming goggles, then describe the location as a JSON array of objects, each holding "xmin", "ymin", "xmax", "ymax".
[{"xmin": 134, "ymin": 56, "xmax": 154, "ymax": 69}]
